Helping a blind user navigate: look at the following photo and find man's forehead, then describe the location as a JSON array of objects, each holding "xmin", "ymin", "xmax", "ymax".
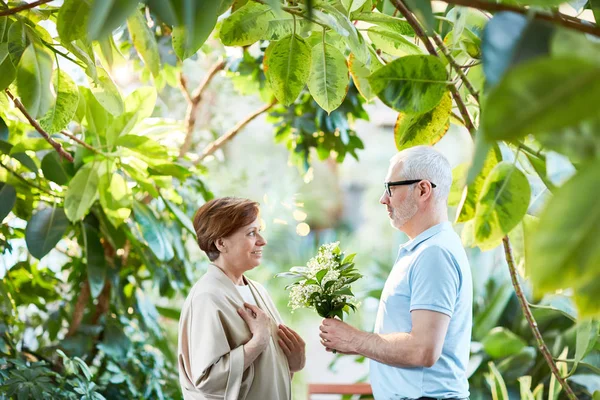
[{"xmin": 386, "ymin": 159, "xmax": 404, "ymax": 179}]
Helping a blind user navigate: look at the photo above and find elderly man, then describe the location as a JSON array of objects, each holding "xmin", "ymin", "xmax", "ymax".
[{"xmin": 319, "ymin": 146, "xmax": 472, "ymax": 400}]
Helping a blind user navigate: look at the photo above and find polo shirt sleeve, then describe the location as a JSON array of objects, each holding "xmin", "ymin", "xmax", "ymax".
[{"xmin": 408, "ymin": 246, "xmax": 462, "ymax": 317}]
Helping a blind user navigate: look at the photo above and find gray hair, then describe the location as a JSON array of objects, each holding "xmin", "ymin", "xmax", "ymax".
[{"xmin": 390, "ymin": 146, "xmax": 452, "ymax": 204}]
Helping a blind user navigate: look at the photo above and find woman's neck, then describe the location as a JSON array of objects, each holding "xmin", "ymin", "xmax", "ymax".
[{"xmin": 212, "ymin": 260, "xmax": 245, "ymax": 285}]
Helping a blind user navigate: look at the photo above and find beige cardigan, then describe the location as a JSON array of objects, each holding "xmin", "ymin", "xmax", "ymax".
[{"xmin": 178, "ymin": 264, "xmax": 291, "ymax": 400}]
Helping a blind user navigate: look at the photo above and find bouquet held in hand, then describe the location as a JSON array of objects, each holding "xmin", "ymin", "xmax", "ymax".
[{"xmin": 277, "ymin": 242, "xmax": 362, "ymax": 321}]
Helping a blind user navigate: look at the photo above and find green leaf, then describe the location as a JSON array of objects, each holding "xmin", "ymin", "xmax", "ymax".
[
  {"xmin": 41, "ymin": 151, "xmax": 71, "ymax": 185},
  {"xmin": 127, "ymin": 10, "xmax": 160, "ymax": 77},
  {"xmin": 394, "ymin": 91, "xmax": 451, "ymax": 151},
  {"xmin": 116, "ymin": 135, "xmax": 168, "ymax": 158},
  {"xmin": 403, "ymin": 0, "xmax": 435, "ymax": 34},
  {"xmin": 592, "ymin": 0, "xmax": 600, "ymax": 28},
  {"xmin": 307, "ymin": 42, "xmax": 349, "ymax": 113},
  {"xmin": 25, "ymin": 207, "xmax": 69, "ymax": 259},
  {"xmin": 99, "ymin": 172, "xmax": 131, "ymax": 228},
  {"xmin": 0, "ymin": 183, "xmax": 16, "ymax": 222},
  {"xmin": 314, "ymin": 5, "xmax": 369, "ymax": 64},
  {"xmin": 219, "ymin": 2, "xmax": 272, "ymax": 46},
  {"xmin": 148, "ymin": 163, "xmax": 190, "ymax": 180},
  {"xmin": 348, "ymin": 52, "xmax": 381, "ymax": 102},
  {"xmin": 571, "ymin": 320, "xmax": 600, "ymax": 374},
  {"xmin": 528, "ymin": 162, "xmax": 600, "ymax": 316},
  {"xmin": 88, "ymin": 67, "xmax": 124, "ymax": 116},
  {"xmin": 16, "ymin": 44, "xmax": 53, "ymax": 119},
  {"xmin": 353, "ymin": 12, "xmax": 414, "ymax": 36},
  {"xmin": 474, "ymin": 162, "xmax": 531, "ymax": 247},
  {"xmin": 481, "ymin": 327, "xmax": 527, "ymax": 359},
  {"xmin": 549, "ymin": 348, "xmax": 569, "ymax": 400},
  {"xmin": 88, "ymin": 0, "xmax": 139, "ymax": 40},
  {"xmin": 264, "ymin": 34, "xmax": 311, "ymax": 106},
  {"xmin": 485, "ymin": 362, "xmax": 509, "ymax": 400},
  {"xmin": 0, "ymin": 42, "xmax": 16, "ymax": 91},
  {"xmin": 0, "ymin": 115, "xmax": 8, "ymax": 141},
  {"xmin": 82, "ymin": 222, "xmax": 106, "ymax": 298},
  {"xmin": 107, "ymin": 86, "xmax": 157, "ymax": 148},
  {"xmin": 473, "ymin": 282, "xmax": 513, "ymax": 340},
  {"xmin": 457, "ymin": 144, "xmax": 501, "ymax": 222},
  {"xmin": 64, "ymin": 163, "xmax": 100, "ymax": 222},
  {"xmin": 57, "ymin": 0, "xmax": 91, "ymax": 43},
  {"xmin": 551, "ymin": 29, "xmax": 600, "ymax": 67},
  {"xmin": 449, "ymin": 163, "xmax": 468, "ymax": 207},
  {"xmin": 342, "ymin": 0, "xmax": 368, "ymax": 12},
  {"xmin": 367, "ymin": 27, "xmax": 421, "ymax": 57},
  {"xmin": 156, "ymin": 305, "xmax": 181, "ymax": 320},
  {"xmin": 483, "ymin": 57, "xmax": 600, "ymax": 142},
  {"xmin": 172, "ymin": 1, "xmax": 220, "ymax": 60},
  {"xmin": 133, "ymin": 202, "xmax": 174, "ymax": 261},
  {"xmin": 7, "ymin": 21, "xmax": 28, "ymax": 67},
  {"xmin": 316, "ymin": 269, "xmax": 327, "ymax": 284},
  {"xmin": 368, "ymin": 55, "xmax": 447, "ymax": 114},
  {"xmin": 39, "ymin": 70, "xmax": 79, "ymax": 134},
  {"xmin": 162, "ymin": 196, "xmax": 195, "ymax": 235},
  {"xmin": 98, "ymin": 321, "xmax": 131, "ymax": 358}
]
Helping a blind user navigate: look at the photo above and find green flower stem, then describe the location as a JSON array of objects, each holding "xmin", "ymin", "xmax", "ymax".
[{"xmin": 503, "ymin": 236, "xmax": 577, "ymax": 400}]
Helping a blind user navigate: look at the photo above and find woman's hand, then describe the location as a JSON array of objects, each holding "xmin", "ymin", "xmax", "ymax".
[
  {"xmin": 277, "ymin": 324, "xmax": 306, "ymax": 372},
  {"xmin": 238, "ymin": 303, "xmax": 271, "ymax": 350}
]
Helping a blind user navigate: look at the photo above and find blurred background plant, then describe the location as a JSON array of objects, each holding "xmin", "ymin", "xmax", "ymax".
[{"xmin": 0, "ymin": 0, "xmax": 599, "ymax": 399}]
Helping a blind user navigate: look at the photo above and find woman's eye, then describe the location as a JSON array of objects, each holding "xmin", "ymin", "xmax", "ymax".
[{"xmin": 248, "ymin": 232, "xmax": 255, "ymax": 236}]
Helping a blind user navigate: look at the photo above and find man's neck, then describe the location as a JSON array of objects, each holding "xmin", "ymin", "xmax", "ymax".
[{"xmin": 403, "ymin": 208, "xmax": 448, "ymax": 240}]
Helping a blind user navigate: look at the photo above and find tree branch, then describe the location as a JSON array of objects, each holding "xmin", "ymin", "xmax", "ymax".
[
  {"xmin": 5, "ymin": 90, "xmax": 74, "ymax": 162},
  {"xmin": 0, "ymin": 0, "xmax": 53, "ymax": 17},
  {"xmin": 196, "ymin": 100, "xmax": 277, "ymax": 164},
  {"xmin": 179, "ymin": 60, "xmax": 226, "ymax": 157},
  {"xmin": 439, "ymin": 0, "xmax": 600, "ymax": 38},
  {"xmin": 66, "ymin": 280, "xmax": 90, "ymax": 337},
  {"xmin": 502, "ymin": 237, "xmax": 577, "ymax": 400},
  {"xmin": 390, "ymin": 0, "xmax": 476, "ymax": 135},
  {"xmin": 431, "ymin": 34, "xmax": 479, "ymax": 102},
  {"xmin": 60, "ymin": 130, "xmax": 103, "ymax": 154}
]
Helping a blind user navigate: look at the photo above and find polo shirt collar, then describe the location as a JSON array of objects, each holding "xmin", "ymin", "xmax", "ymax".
[{"xmin": 399, "ymin": 221, "xmax": 452, "ymax": 252}]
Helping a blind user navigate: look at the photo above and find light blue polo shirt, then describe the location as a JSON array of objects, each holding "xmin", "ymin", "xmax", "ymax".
[{"xmin": 370, "ymin": 222, "xmax": 472, "ymax": 399}]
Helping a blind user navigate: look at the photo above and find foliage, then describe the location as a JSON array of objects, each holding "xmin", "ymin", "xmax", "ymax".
[{"xmin": 0, "ymin": 0, "xmax": 599, "ymax": 398}]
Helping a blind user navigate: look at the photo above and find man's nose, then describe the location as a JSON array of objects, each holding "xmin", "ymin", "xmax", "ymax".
[{"xmin": 379, "ymin": 191, "xmax": 388, "ymax": 205}]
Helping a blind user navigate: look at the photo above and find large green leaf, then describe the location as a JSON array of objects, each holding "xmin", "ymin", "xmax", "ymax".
[
  {"xmin": 353, "ymin": 12, "xmax": 414, "ymax": 36},
  {"xmin": 39, "ymin": 70, "xmax": 79, "ymax": 134},
  {"xmin": 571, "ymin": 320, "xmax": 600, "ymax": 374},
  {"xmin": 457, "ymin": 145, "xmax": 501, "ymax": 222},
  {"xmin": 172, "ymin": 1, "xmax": 220, "ymax": 60},
  {"xmin": 0, "ymin": 42, "xmax": 16, "ymax": 91},
  {"xmin": 106, "ymin": 86, "xmax": 157, "ymax": 148},
  {"xmin": 481, "ymin": 327, "xmax": 527, "ymax": 359},
  {"xmin": 220, "ymin": 2, "xmax": 272, "ymax": 46},
  {"xmin": 403, "ymin": 0, "xmax": 435, "ymax": 34},
  {"xmin": 342, "ymin": 0, "xmax": 368, "ymax": 12},
  {"xmin": 485, "ymin": 362, "xmax": 509, "ymax": 400},
  {"xmin": 483, "ymin": 57, "xmax": 600, "ymax": 142},
  {"xmin": 16, "ymin": 44, "xmax": 53, "ymax": 119},
  {"xmin": 348, "ymin": 52, "xmax": 382, "ymax": 102},
  {"xmin": 307, "ymin": 42, "xmax": 349, "ymax": 113},
  {"xmin": 88, "ymin": 67, "xmax": 123, "ymax": 116},
  {"xmin": 0, "ymin": 183, "xmax": 16, "ymax": 222},
  {"xmin": 162, "ymin": 196, "xmax": 195, "ymax": 235},
  {"xmin": 314, "ymin": 4, "xmax": 369, "ymax": 64},
  {"xmin": 81, "ymin": 222, "xmax": 106, "ymax": 298},
  {"xmin": 133, "ymin": 202, "xmax": 174, "ymax": 262},
  {"xmin": 367, "ymin": 27, "xmax": 421, "ymax": 57},
  {"xmin": 473, "ymin": 282, "xmax": 513, "ymax": 340},
  {"xmin": 528, "ymin": 162, "xmax": 600, "ymax": 316},
  {"xmin": 474, "ymin": 162, "xmax": 531, "ymax": 247},
  {"xmin": 64, "ymin": 163, "xmax": 100, "ymax": 222},
  {"xmin": 7, "ymin": 21, "xmax": 28, "ymax": 67},
  {"xmin": 57, "ymin": 0, "xmax": 91, "ymax": 43},
  {"xmin": 551, "ymin": 29, "xmax": 600, "ymax": 67},
  {"xmin": 264, "ymin": 34, "xmax": 311, "ymax": 106},
  {"xmin": 99, "ymin": 171, "xmax": 131, "ymax": 228},
  {"xmin": 116, "ymin": 135, "xmax": 168, "ymax": 158},
  {"xmin": 25, "ymin": 207, "xmax": 70, "ymax": 259},
  {"xmin": 266, "ymin": 13, "xmax": 310, "ymax": 41},
  {"xmin": 127, "ymin": 10, "xmax": 160, "ymax": 78},
  {"xmin": 368, "ymin": 55, "xmax": 447, "ymax": 114},
  {"xmin": 0, "ymin": 115, "xmax": 8, "ymax": 142},
  {"xmin": 88, "ymin": 0, "xmax": 139, "ymax": 40},
  {"xmin": 394, "ymin": 91, "xmax": 451, "ymax": 151},
  {"xmin": 41, "ymin": 151, "xmax": 71, "ymax": 185}
]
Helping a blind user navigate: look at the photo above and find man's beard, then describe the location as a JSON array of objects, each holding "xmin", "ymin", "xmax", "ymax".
[{"xmin": 390, "ymin": 197, "xmax": 418, "ymax": 230}]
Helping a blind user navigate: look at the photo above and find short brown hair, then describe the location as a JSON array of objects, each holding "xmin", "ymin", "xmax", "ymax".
[{"xmin": 193, "ymin": 197, "xmax": 260, "ymax": 261}]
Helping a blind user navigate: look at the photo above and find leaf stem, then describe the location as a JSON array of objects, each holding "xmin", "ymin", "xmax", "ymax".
[
  {"xmin": 431, "ymin": 33, "xmax": 479, "ymax": 102},
  {"xmin": 0, "ymin": 0, "xmax": 53, "ymax": 17},
  {"xmin": 0, "ymin": 160, "xmax": 62, "ymax": 197},
  {"xmin": 502, "ymin": 236, "xmax": 577, "ymax": 400},
  {"xmin": 5, "ymin": 89, "xmax": 74, "ymax": 162}
]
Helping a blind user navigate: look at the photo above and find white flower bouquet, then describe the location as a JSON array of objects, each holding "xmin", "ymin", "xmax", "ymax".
[{"xmin": 277, "ymin": 242, "xmax": 362, "ymax": 321}]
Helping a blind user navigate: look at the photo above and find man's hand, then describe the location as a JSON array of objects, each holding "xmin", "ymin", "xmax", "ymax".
[
  {"xmin": 277, "ymin": 324, "xmax": 306, "ymax": 372},
  {"xmin": 318, "ymin": 318, "xmax": 365, "ymax": 355}
]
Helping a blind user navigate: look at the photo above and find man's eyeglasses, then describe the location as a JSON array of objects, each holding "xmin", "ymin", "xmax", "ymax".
[{"xmin": 384, "ymin": 180, "xmax": 436, "ymax": 196}]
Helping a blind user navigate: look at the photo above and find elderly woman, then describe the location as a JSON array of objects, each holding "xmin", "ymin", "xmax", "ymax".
[{"xmin": 178, "ymin": 197, "xmax": 305, "ymax": 400}]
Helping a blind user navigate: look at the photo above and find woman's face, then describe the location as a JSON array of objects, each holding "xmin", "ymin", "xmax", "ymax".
[{"xmin": 220, "ymin": 217, "xmax": 267, "ymax": 271}]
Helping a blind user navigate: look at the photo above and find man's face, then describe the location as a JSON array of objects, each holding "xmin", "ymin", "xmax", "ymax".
[{"xmin": 379, "ymin": 162, "xmax": 418, "ymax": 231}]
